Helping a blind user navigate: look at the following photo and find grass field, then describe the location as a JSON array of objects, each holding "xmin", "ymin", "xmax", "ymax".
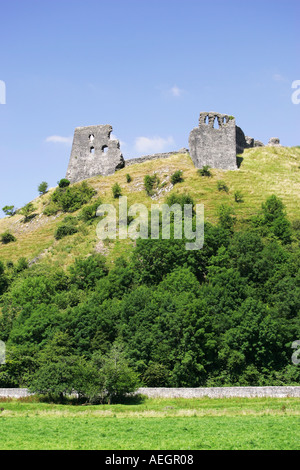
[{"xmin": 0, "ymin": 397, "xmax": 299, "ymax": 450}]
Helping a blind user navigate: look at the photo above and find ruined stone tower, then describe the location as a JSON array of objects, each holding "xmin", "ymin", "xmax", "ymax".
[
  {"xmin": 66, "ymin": 125, "xmax": 125, "ymax": 183},
  {"xmin": 189, "ymin": 112, "xmax": 238, "ymax": 170}
]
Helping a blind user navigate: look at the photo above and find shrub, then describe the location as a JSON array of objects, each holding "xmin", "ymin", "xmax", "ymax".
[
  {"xmin": 38, "ymin": 181, "xmax": 48, "ymax": 195},
  {"xmin": 170, "ymin": 170, "xmax": 184, "ymax": 185},
  {"xmin": 218, "ymin": 204, "xmax": 236, "ymax": 231},
  {"xmin": 58, "ymin": 178, "xmax": 70, "ymax": 188},
  {"xmin": 217, "ymin": 180, "xmax": 229, "ymax": 193},
  {"xmin": 78, "ymin": 198, "xmax": 102, "ymax": 223},
  {"xmin": 54, "ymin": 216, "xmax": 79, "ymax": 240},
  {"xmin": 51, "ymin": 181, "xmax": 96, "ymax": 213},
  {"xmin": 144, "ymin": 174, "xmax": 160, "ymax": 196},
  {"xmin": 20, "ymin": 203, "xmax": 37, "ymax": 222},
  {"xmin": 126, "ymin": 174, "xmax": 132, "ymax": 183},
  {"xmin": 1, "ymin": 231, "xmax": 16, "ymax": 244},
  {"xmin": 43, "ymin": 202, "xmax": 60, "ymax": 216},
  {"xmin": 15, "ymin": 257, "xmax": 28, "ymax": 273},
  {"xmin": 261, "ymin": 195, "xmax": 285, "ymax": 224},
  {"xmin": 234, "ymin": 190, "xmax": 244, "ymax": 203},
  {"xmin": 197, "ymin": 165, "xmax": 212, "ymax": 177},
  {"xmin": 112, "ymin": 183, "xmax": 122, "ymax": 199},
  {"xmin": 69, "ymin": 254, "xmax": 108, "ymax": 290},
  {"xmin": 92, "ymin": 343, "xmax": 140, "ymax": 404},
  {"xmin": 166, "ymin": 192, "xmax": 194, "ymax": 210}
]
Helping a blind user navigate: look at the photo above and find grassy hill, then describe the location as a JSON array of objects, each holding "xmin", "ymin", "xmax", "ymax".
[{"xmin": 0, "ymin": 146, "xmax": 299, "ymax": 269}]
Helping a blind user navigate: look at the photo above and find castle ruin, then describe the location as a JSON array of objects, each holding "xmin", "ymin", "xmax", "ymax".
[
  {"xmin": 65, "ymin": 113, "xmax": 272, "ymax": 183},
  {"xmin": 189, "ymin": 112, "xmax": 239, "ymax": 171},
  {"xmin": 66, "ymin": 125, "xmax": 125, "ymax": 184}
]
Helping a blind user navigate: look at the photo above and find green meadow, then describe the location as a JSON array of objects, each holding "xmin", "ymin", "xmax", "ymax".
[{"xmin": 0, "ymin": 397, "xmax": 299, "ymax": 450}]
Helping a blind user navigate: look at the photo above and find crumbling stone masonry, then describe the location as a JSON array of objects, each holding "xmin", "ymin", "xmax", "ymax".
[
  {"xmin": 66, "ymin": 125, "xmax": 125, "ymax": 184},
  {"xmin": 189, "ymin": 112, "xmax": 239, "ymax": 171},
  {"xmin": 65, "ymin": 116, "xmax": 274, "ymax": 183}
]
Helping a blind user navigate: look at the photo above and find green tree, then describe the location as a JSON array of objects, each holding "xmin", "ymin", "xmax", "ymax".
[
  {"xmin": 69, "ymin": 254, "xmax": 108, "ymax": 290},
  {"xmin": 0, "ymin": 260, "xmax": 8, "ymax": 295},
  {"xmin": 93, "ymin": 342, "xmax": 140, "ymax": 404},
  {"xmin": 38, "ymin": 181, "xmax": 48, "ymax": 195},
  {"xmin": 29, "ymin": 356, "xmax": 97, "ymax": 402},
  {"xmin": 2, "ymin": 205, "xmax": 16, "ymax": 217},
  {"xmin": 218, "ymin": 204, "xmax": 236, "ymax": 232},
  {"xmin": 254, "ymin": 195, "xmax": 292, "ymax": 244}
]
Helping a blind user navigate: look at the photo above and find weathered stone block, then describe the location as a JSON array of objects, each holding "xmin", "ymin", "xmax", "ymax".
[
  {"xmin": 189, "ymin": 112, "xmax": 238, "ymax": 170},
  {"xmin": 268, "ymin": 137, "xmax": 281, "ymax": 146},
  {"xmin": 66, "ymin": 125, "xmax": 124, "ymax": 183}
]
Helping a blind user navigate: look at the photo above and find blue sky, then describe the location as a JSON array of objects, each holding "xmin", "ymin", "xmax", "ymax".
[{"xmin": 0, "ymin": 0, "xmax": 299, "ymax": 213}]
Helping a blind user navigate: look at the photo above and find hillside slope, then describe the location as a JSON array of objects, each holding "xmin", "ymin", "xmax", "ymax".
[{"xmin": 0, "ymin": 146, "xmax": 299, "ymax": 268}]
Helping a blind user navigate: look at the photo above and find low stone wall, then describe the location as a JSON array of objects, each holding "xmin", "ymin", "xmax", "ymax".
[
  {"xmin": 1, "ymin": 386, "xmax": 300, "ymax": 399},
  {"xmin": 125, "ymin": 149, "xmax": 189, "ymax": 167},
  {"xmin": 0, "ymin": 388, "xmax": 33, "ymax": 398},
  {"xmin": 137, "ymin": 387, "xmax": 300, "ymax": 398}
]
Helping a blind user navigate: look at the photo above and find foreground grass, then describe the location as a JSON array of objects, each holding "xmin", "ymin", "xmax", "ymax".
[{"xmin": 0, "ymin": 397, "xmax": 299, "ymax": 450}]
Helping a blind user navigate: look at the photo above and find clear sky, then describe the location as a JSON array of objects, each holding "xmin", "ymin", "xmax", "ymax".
[{"xmin": 0, "ymin": 0, "xmax": 299, "ymax": 213}]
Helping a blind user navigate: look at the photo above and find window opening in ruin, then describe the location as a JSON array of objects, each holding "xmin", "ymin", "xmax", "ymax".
[
  {"xmin": 89, "ymin": 134, "xmax": 95, "ymax": 142},
  {"xmin": 90, "ymin": 146, "xmax": 95, "ymax": 154},
  {"xmin": 102, "ymin": 145, "xmax": 108, "ymax": 154},
  {"xmin": 214, "ymin": 117, "xmax": 220, "ymax": 129}
]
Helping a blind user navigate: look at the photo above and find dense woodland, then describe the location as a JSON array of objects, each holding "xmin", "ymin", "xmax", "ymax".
[{"xmin": 0, "ymin": 193, "xmax": 299, "ymax": 402}]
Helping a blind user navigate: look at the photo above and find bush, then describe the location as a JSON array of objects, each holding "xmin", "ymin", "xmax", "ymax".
[
  {"xmin": 217, "ymin": 181, "xmax": 229, "ymax": 193},
  {"xmin": 234, "ymin": 190, "xmax": 244, "ymax": 203},
  {"xmin": 92, "ymin": 343, "xmax": 140, "ymax": 404},
  {"xmin": 252, "ymin": 195, "xmax": 292, "ymax": 244},
  {"xmin": 112, "ymin": 183, "xmax": 122, "ymax": 199},
  {"xmin": 51, "ymin": 181, "xmax": 96, "ymax": 213},
  {"xmin": 166, "ymin": 192, "xmax": 194, "ymax": 210},
  {"xmin": 218, "ymin": 204, "xmax": 236, "ymax": 231},
  {"xmin": 126, "ymin": 174, "xmax": 132, "ymax": 183},
  {"xmin": 144, "ymin": 174, "xmax": 160, "ymax": 196},
  {"xmin": 54, "ymin": 216, "xmax": 79, "ymax": 240},
  {"xmin": 170, "ymin": 170, "xmax": 184, "ymax": 185},
  {"xmin": 38, "ymin": 181, "xmax": 48, "ymax": 195},
  {"xmin": 43, "ymin": 202, "xmax": 60, "ymax": 216},
  {"xmin": 197, "ymin": 165, "xmax": 212, "ymax": 177},
  {"xmin": 15, "ymin": 257, "xmax": 28, "ymax": 273},
  {"xmin": 78, "ymin": 198, "xmax": 102, "ymax": 223},
  {"xmin": 58, "ymin": 178, "xmax": 70, "ymax": 188},
  {"xmin": 69, "ymin": 254, "xmax": 108, "ymax": 290},
  {"xmin": 20, "ymin": 203, "xmax": 37, "ymax": 222},
  {"xmin": 1, "ymin": 231, "xmax": 16, "ymax": 244}
]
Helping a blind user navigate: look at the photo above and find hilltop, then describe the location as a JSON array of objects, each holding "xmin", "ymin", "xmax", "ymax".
[{"xmin": 0, "ymin": 146, "xmax": 299, "ymax": 269}]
